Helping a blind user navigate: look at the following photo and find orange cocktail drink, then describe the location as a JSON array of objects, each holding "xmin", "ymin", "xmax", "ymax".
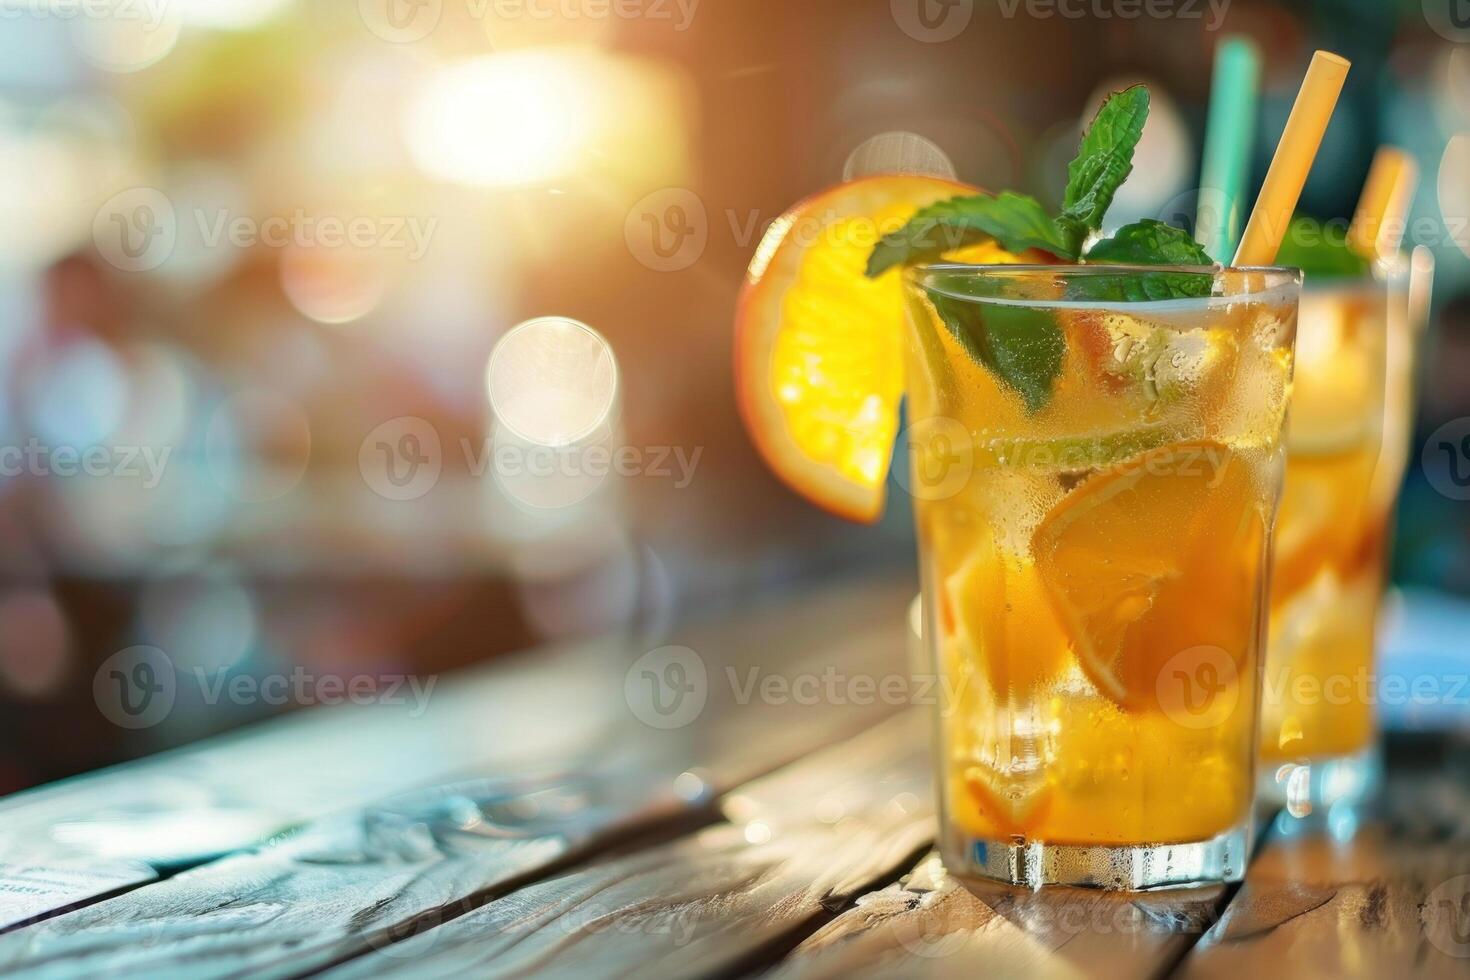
[
  {"xmin": 905, "ymin": 264, "xmax": 1299, "ymax": 889},
  {"xmin": 1260, "ymin": 262, "xmax": 1412, "ymax": 810}
]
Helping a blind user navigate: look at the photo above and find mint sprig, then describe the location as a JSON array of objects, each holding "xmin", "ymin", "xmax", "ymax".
[
  {"xmin": 866, "ymin": 192, "xmax": 1076, "ymax": 278},
  {"xmin": 1076, "ymin": 219, "xmax": 1215, "ymax": 301},
  {"xmin": 1058, "ymin": 86, "xmax": 1150, "ymax": 249},
  {"xmin": 869, "ymin": 84, "xmax": 1219, "ymax": 413},
  {"xmin": 865, "ymin": 85, "xmax": 1153, "ymax": 276},
  {"xmin": 926, "ymin": 292, "xmax": 1064, "ymax": 414}
]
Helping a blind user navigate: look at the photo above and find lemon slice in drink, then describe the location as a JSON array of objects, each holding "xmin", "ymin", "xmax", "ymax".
[{"xmin": 1032, "ymin": 441, "xmax": 1264, "ymax": 711}]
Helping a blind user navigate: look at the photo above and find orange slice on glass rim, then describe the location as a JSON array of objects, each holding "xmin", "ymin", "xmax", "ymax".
[{"xmin": 735, "ymin": 175, "xmax": 1045, "ymax": 522}]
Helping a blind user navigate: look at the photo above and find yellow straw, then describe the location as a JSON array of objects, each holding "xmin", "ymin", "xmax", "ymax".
[
  {"xmin": 1233, "ymin": 51, "xmax": 1351, "ymax": 266},
  {"xmin": 1348, "ymin": 146, "xmax": 1419, "ymax": 260}
]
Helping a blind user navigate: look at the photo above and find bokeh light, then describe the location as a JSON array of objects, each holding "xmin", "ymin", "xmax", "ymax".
[
  {"xmin": 139, "ymin": 568, "xmax": 258, "ymax": 675},
  {"xmin": 69, "ymin": 5, "xmax": 183, "ymax": 74},
  {"xmin": 487, "ymin": 317, "xmax": 619, "ymax": 447},
  {"xmin": 25, "ymin": 340, "xmax": 130, "ymax": 449},
  {"xmin": 1438, "ymin": 134, "xmax": 1470, "ymax": 258},
  {"xmin": 843, "ymin": 132, "xmax": 957, "ymax": 181},
  {"xmin": 279, "ymin": 243, "xmax": 390, "ymax": 326},
  {"xmin": 406, "ymin": 51, "xmax": 603, "ymax": 189},
  {"xmin": 0, "ymin": 590, "xmax": 70, "ymax": 698},
  {"xmin": 174, "ymin": 0, "xmax": 295, "ymax": 31},
  {"xmin": 205, "ymin": 389, "xmax": 312, "ymax": 503}
]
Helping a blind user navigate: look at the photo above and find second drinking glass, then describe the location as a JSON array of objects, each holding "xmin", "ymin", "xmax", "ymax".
[{"xmin": 903, "ymin": 263, "xmax": 1301, "ymax": 889}]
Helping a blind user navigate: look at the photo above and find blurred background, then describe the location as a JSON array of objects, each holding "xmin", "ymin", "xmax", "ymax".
[{"xmin": 1, "ymin": 0, "xmax": 1467, "ymax": 790}]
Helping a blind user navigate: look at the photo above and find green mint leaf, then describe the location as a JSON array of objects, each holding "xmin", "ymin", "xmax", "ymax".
[
  {"xmin": 866, "ymin": 192, "xmax": 1075, "ymax": 278},
  {"xmin": 1085, "ymin": 218, "xmax": 1215, "ymax": 265},
  {"xmin": 1059, "ymin": 85, "xmax": 1151, "ymax": 247},
  {"xmin": 926, "ymin": 289, "xmax": 1064, "ymax": 413},
  {"xmin": 1077, "ymin": 219, "xmax": 1216, "ymax": 301},
  {"xmin": 1274, "ymin": 216, "xmax": 1371, "ymax": 279}
]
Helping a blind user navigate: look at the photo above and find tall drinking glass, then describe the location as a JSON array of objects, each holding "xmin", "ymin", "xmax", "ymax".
[
  {"xmin": 902, "ymin": 264, "xmax": 1300, "ymax": 890},
  {"xmin": 1259, "ymin": 256, "xmax": 1419, "ymax": 815}
]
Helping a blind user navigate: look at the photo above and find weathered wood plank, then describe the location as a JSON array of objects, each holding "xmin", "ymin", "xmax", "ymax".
[
  {"xmin": 0, "ymin": 575, "xmax": 919, "ymax": 978},
  {"xmin": 0, "ymin": 863, "xmax": 158, "ymax": 933},
  {"xmin": 322, "ymin": 710, "xmax": 935, "ymax": 979},
  {"xmin": 1177, "ymin": 734, "xmax": 1470, "ymax": 980},
  {"xmin": 764, "ymin": 852, "xmax": 1225, "ymax": 980}
]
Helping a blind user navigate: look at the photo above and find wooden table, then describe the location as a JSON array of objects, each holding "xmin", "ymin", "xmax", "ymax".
[{"xmin": 0, "ymin": 574, "xmax": 1466, "ymax": 979}]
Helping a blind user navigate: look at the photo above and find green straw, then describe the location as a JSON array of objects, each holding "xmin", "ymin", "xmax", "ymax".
[{"xmin": 1196, "ymin": 37, "xmax": 1262, "ymax": 263}]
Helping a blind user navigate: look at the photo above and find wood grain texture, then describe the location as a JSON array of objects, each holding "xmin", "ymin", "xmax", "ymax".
[
  {"xmin": 323, "ymin": 711, "xmax": 935, "ymax": 979},
  {"xmin": 0, "ymin": 863, "xmax": 157, "ymax": 933},
  {"xmin": 0, "ymin": 575, "xmax": 918, "ymax": 978},
  {"xmin": 1178, "ymin": 735, "xmax": 1470, "ymax": 980},
  {"xmin": 766, "ymin": 852, "xmax": 1226, "ymax": 980}
]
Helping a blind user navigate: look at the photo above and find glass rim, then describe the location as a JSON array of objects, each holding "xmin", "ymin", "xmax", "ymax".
[
  {"xmin": 908, "ymin": 262, "xmax": 1302, "ymax": 308},
  {"xmin": 908, "ymin": 261, "xmax": 1300, "ymax": 279}
]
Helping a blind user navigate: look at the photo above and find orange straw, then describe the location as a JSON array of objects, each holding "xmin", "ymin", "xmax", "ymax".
[
  {"xmin": 1347, "ymin": 146, "xmax": 1419, "ymax": 260},
  {"xmin": 1233, "ymin": 51, "xmax": 1351, "ymax": 266}
]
